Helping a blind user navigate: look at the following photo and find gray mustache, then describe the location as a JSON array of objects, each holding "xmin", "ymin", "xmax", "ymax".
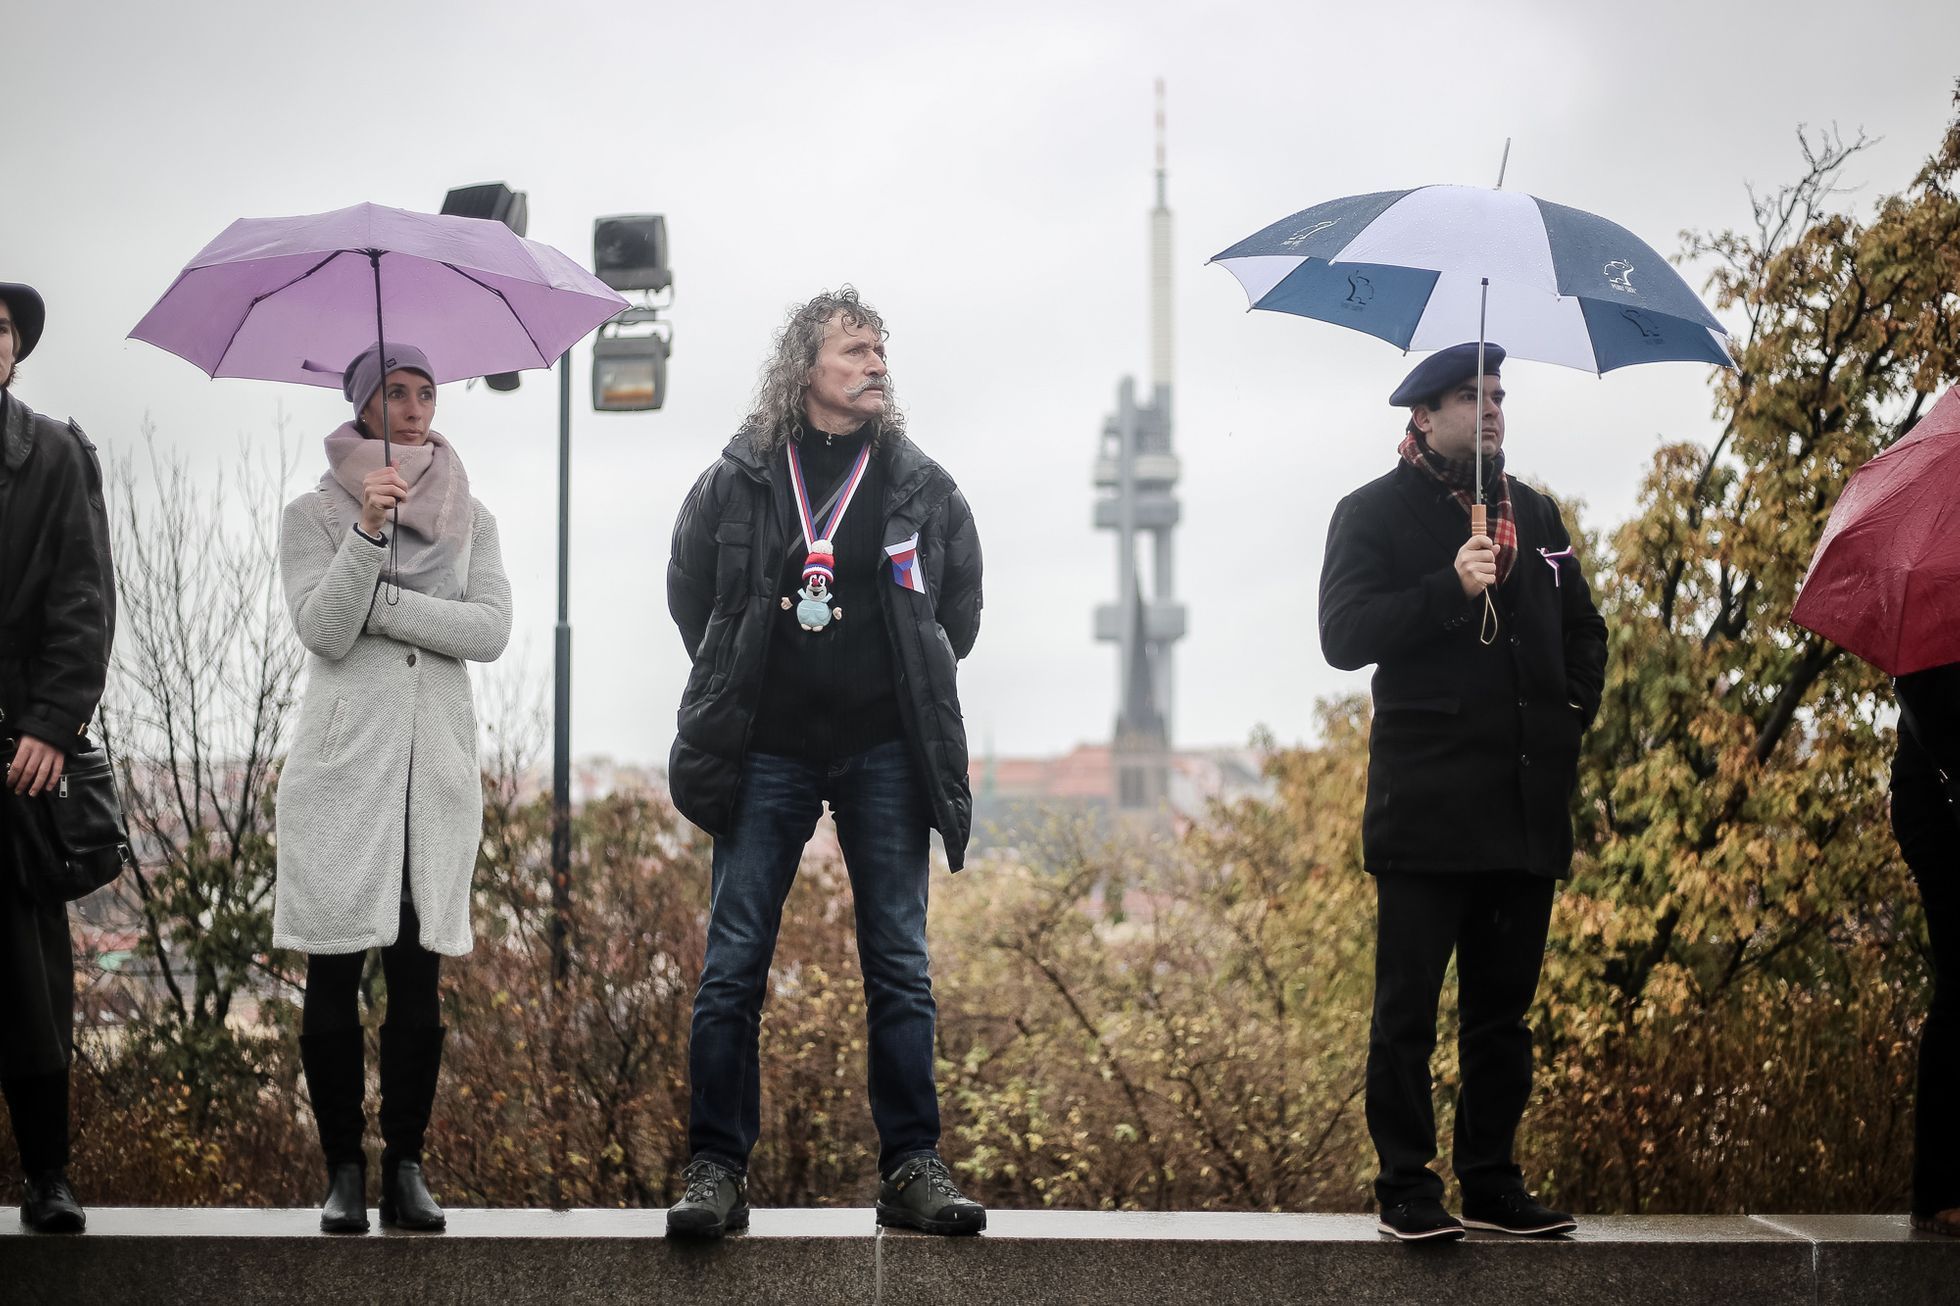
[{"xmin": 847, "ymin": 378, "xmax": 887, "ymax": 399}]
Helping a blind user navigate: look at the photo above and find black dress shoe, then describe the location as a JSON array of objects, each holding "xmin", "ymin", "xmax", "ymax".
[
  {"xmin": 1377, "ymin": 1197, "xmax": 1465, "ymax": 1242},
  {"xmin": 666, "ymin": 1159, "xmax": 748, "ymax": 1239},
  {"xmin": 380, "ymin": 1159, "xmax": 447, "ymax": 1231},
  {"xmin": 876, "ymin": 1155, "xmax": 987, "ymax": 1235},
  {"xmin": 1461, "ymin": 1188, "xmax": 1577, "ymax": 1236},
  {"xmin": 320, "ymin": 1160, "xmax": 369, "ymax": 1233},
  {"xmin": 20, "ymin": 1170, "xmax": 85, "ymax": 1234}
]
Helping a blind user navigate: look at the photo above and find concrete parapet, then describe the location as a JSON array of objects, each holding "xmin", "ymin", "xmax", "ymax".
[{"xmin": 3, "ymin": 1208, "xmax": 1953, "ymax": 1305}]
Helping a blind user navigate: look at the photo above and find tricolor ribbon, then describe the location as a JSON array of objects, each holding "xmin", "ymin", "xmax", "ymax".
[
  {"xmin": 786, "ymin": 440, "xmax": 874, "ymax": 568},
  {"xmin": 886, "ymin": 533, "xmax": 926, "ymax": 595},
  {"xmin": 1538, "ymin": 545, "xmax": 1575, "ymax": 586}
]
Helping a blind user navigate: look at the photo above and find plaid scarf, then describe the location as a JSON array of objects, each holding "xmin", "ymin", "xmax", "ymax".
[{"xmin": 1399, "ymin": 430, "xmax": 1517, "ymax": 585}]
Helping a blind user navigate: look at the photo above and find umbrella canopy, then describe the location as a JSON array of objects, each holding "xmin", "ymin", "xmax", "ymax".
[
  {"xmin": 130, "ymin": 202, "xmax": 627, "ymax": 388},
  {"xmin": 1210, "ymin": 185, "xmax": 1733, "ymax": 375},
  {"xmin": 1791, "ymin": 387, "xmax": 1960, "ymax": 677}
]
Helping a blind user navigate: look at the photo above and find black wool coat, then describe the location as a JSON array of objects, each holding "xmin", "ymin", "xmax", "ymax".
[
  {"xmin": 0, "ymin": 391, "xmax": 116, "ymax": 1079},
  {"xmin": 1319, "ymin": 461, "xmax": 1606, "ymax": 878},
  {"xmin": 0, "ymin": 392, "xmax": 115, "ymax": 750},
  {"xmin": 667, "ymin": 430, "xmax": 982, "ymax": 869}
]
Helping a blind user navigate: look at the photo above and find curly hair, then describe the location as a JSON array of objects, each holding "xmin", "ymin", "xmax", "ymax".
[{"xmin": 743, "ymin": 287, "xmax": 904, "ymax": 455}]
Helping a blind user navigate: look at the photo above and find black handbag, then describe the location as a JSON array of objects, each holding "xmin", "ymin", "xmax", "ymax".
[{"xmin": 2, "ymin": 737, "xmax": 137, "ymax": 906}]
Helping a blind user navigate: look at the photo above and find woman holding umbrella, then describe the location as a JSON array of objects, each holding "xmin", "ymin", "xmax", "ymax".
[
  {"xmin": 275, "ymin": 342, "xmax": 511, "ymax": 1234},
  {"xmin": 1792, "ymin": 388, "xmax": 1960, "ymax": 1237}
]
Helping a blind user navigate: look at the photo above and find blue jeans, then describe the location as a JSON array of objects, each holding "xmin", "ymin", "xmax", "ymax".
[{"xmin": 687, "ymin": 740, "xmax": 940, "ymax": 1177}]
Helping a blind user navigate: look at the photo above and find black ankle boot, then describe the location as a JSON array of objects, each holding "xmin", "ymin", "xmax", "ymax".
[
  {"xmin": 299, "ymin": 1028, "xmax": 369, "ymax": 1233},
  {"xmin": 378, "ymin": 1025, "xmax": 447, "ymax": 1231},
  {"xmin": 21, "ymin": 1169, "xmax": 86, "ymax": 1234},
  {"xmin": 320, "ymin": 1159, "xmax": 368, "ymax": 1234},
  {"xmin": 381, "ymin": 1158, "xmax": 446, "ymax": 1230}
]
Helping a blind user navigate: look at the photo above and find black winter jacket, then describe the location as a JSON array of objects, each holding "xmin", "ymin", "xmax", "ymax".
[
  {"xmin": 1319, "ymin": 461, "xmax": 1606, "ymax": 877},
  {"xmin": 667, "ymin": 430, "xmax": 982, "ymax": 868},
  {"xmin": 0, "ymin": 392, "xmax": 115, "ymax": 751}
]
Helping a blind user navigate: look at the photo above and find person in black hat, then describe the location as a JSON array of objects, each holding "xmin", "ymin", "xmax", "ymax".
[
  {"xmin": 0, "ymin": 280, "xmax": 116, "ymax": 1233},
  {"xmin": 1319, "ymin": 342, "xmax": 1606, "ymax": 1242}
]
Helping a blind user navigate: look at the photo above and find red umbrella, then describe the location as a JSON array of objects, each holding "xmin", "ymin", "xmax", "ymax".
[{"xmin": 1792, "ymin": 386, "xmax": 1960, "ymax": 675}]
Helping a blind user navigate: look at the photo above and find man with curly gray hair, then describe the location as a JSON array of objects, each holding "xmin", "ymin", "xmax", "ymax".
[{"xmin": 665, "ymin": 288, "xmax": 985, "ymax": 1238}]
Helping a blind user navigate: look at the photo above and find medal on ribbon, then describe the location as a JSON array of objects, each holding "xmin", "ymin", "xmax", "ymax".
[{"xmin": 785, "ymin": 439, "xmax": 873, "ymax": 633}]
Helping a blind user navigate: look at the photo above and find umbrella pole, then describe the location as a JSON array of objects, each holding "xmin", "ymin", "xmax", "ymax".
[
  {"xmin": 1473, "ymin": 274, "xmax": 1481, "ymax": 525},
  {"xmin": 368, "ymin": 252, "xmax": 392, "ymax": 465},
  {"xmin": 368, "ymin": 251, "xmax": 398, "ymax": 598},
  {"xmin": 1471, "ymin": 277, "xmax": 1499, "ymax": 646}
]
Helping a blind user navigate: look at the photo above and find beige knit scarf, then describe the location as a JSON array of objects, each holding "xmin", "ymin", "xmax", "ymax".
[{"xmin": 321, "ymin": 422, "xmax": 471, "ymax": 600}]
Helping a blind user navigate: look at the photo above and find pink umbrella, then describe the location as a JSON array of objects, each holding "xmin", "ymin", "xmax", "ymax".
[{"xmin": 131, "ymin": 202, "xmax": 628, "ymax": 451}]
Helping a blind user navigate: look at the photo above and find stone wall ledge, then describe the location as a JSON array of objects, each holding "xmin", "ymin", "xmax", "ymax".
[{"xmin": 4, "ymin": 1209, "xmax": 1954, "ymax": 1305}]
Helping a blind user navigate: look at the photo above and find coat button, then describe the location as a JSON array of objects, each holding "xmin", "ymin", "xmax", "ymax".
[
  {"xmin": 407, "ymin": 651, "xmax": 418, "ymax": 666},
  {"xmin": 1517, "ymin": 698, "xmax": 1528, "ymax": 709},
  {"xmin": 1520, "ymin": 753, "xmax": 1531, "ymax": 767}
]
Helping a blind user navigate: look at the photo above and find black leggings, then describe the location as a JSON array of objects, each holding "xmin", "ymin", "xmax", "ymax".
[{"xmin": 301, "ymin": 899, "xmax": 442, "ymax": 1035}]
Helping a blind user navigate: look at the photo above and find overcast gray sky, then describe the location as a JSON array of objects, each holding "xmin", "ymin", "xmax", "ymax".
[{"xmin": 10, "ymin": 0, "xmax": 1958, "ymax": 765}]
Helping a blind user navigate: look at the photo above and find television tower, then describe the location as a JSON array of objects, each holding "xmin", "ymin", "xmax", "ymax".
[{"xmin": 1092, "ymin": 79, "xmax": 1186, "ymax": 810}]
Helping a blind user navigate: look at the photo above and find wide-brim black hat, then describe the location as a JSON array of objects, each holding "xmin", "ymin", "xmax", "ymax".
[{"xmin": 0, "ymin": 282, "xmax": 46, "ymax": 361}]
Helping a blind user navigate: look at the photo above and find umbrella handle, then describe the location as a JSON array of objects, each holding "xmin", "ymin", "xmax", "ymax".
[{"xmin": 1470, "ymin": 502, "xmax": 1499, "ymax": 645}]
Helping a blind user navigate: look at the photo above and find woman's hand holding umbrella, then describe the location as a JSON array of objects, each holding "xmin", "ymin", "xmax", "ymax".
[{"xmin": 360, "ymin": 465, "xmax": 410, "ymax": 537}]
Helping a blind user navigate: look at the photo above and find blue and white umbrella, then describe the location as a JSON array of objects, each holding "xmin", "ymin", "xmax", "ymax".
[{"xmin": 1210, "ymin": 185, "xmax": 1733, "ymax": 375}]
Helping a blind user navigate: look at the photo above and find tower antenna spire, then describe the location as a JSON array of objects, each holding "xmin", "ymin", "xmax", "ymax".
[
  {"xmin": 1095, "ymin": 78, "xmax": 1186, "ymax": 813},
  {"xmin": 1154, "ymin": 77, "xmax": 1167, "ymax": 206}
]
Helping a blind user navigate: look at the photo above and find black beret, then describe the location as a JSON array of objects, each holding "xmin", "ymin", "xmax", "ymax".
[
  {"xmin": 0, "ymin": 282, "xmax": 46, "ymax": 361},
  {"xmin": 1389, "ymin": 341, "xmax": 1505, "ymax": 407}
]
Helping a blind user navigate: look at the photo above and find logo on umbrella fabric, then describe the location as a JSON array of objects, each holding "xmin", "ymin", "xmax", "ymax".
[
  {"xmin": 1604, "ymin": 260, "xmax": 1637, "ymax": 294},
  {"xmin": 1344, "ymin": 275, "xmax": 1374, "ymax": 309},
  {"xmin": 1281, "ymin": 220, "xmax": 1337, "ymax": 248},
  {"xmin": 1621, "ymin": 308, "xmax": 1662, "ymax": 340}
]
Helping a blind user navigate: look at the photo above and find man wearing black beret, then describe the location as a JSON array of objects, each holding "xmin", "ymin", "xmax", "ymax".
[
  {"xmin": 0, "ymin": 280, "xmax": 117, "ymax": 1233},
  {"xmin": 1319, "ymin": 342, "xmax": 1606, "ymax": 1242}
]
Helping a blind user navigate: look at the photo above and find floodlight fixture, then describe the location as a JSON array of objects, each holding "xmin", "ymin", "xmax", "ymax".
[
  {"xmin": 441, "ymin": 182, "xmax": 529, "ymax": 235},
  {"xmin": 594, "ymin": 215, "xmax": 671, "ymax": 293},
  {"xmin": 592, "ymin": 332, "xmax": 668, "ymax": 412}
]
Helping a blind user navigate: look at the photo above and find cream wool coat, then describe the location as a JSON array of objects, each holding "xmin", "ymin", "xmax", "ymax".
[{"xmin": 273, "ymin": 487, "xmax": 511, "ymax": 955}]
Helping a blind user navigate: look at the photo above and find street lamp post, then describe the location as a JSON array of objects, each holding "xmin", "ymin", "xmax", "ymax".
[
  {"xmin": 551, "ymin": 214, "xmax": 671, "ymax": 987},
  {"xmin": 448, "ymin": 183, "xmax": 670, "ymax": 1211},
  {"xmin": 551, "ymin": 350, "xmax": 573, "ymax": 987}
]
